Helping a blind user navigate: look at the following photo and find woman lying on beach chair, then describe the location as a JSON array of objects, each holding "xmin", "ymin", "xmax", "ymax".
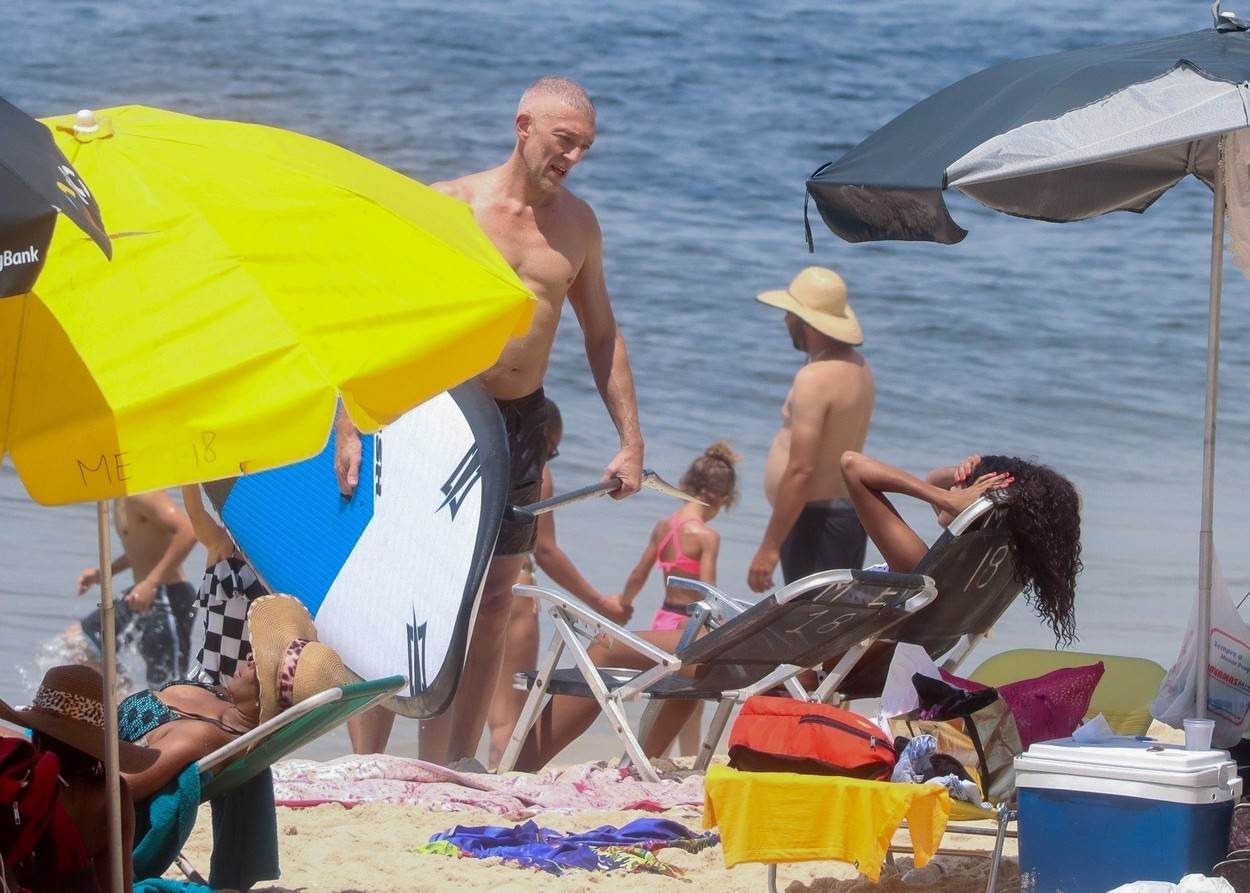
[
  {"xmin": 118, "ymin": 594, "xmax": 354, "ymax": 800},
  {"xmin": 512, "ymin": 451, "xmax": 1081, "ymax": 771},
  {"xmin": 839, "ymin": 451, "xmax": 1081, "ymax": 645}
]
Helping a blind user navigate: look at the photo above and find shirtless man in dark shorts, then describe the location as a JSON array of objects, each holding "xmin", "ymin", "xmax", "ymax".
[
  {"xmin": 71, "ymin": 491, "xmax": 198, "ymax": 686},
  {"xmin": 748, "ymin": 267, "xmax": 875, "ymax": 593},
  {"xmin": 336, "ymin": 76, "xmax": 644, "ymax": 762}
]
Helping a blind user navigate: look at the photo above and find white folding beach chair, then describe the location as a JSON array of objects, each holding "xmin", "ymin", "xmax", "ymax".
[{"xmin": 497, "ymin": 568, "xmax": 937, "ymax": 782}]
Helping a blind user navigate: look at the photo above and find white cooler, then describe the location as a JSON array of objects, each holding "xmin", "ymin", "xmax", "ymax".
[{"xmin": 1015, "ymin": 737, "xmax": 1241, "ymax": 893}]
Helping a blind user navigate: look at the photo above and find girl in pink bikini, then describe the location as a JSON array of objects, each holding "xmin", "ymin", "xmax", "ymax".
[
  {"xmin": 620, "ymin": 442, "xmax": 738, "ymax": 755},
  {"xmin": 622, "ymin": 441, "xmax": 740, "ymax": 631}
]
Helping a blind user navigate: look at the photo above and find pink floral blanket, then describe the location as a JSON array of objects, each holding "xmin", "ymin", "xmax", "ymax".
[{"xmin": 271, "ymin": 755, "xmax": 704, "ymax": 819}]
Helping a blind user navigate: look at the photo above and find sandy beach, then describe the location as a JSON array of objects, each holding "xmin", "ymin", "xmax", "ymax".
[
  {"xmin": 170, "ymin": 724, "xmax": 1185, "ymax": 892},
  {"xmin": 174, "ymin": 799, "xmax": 1017, "ymax": 893}
]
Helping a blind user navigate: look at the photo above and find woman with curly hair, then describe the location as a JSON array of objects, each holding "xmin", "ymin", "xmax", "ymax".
[{"xmin": 838, "ymin": 451, "xmax": 1082, "ymax": 645}]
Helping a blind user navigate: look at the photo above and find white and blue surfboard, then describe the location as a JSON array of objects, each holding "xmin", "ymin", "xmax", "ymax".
[{"xmin": 205, "ymin": 382, "xmax": 508, "ymax": 718}]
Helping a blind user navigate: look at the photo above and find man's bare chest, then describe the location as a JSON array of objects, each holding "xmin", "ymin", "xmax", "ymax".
[{"xmin": 477, "ymin": 211, "xmax": 583, "ymax": 298}]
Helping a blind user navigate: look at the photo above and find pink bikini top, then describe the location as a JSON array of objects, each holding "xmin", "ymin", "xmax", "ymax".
[{"xmin": 656, "ymin": 513, "xmax": 702, "ymax": 576}]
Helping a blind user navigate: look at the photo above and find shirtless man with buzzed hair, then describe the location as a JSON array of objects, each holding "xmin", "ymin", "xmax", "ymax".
[
  {"xmin": 337, "ymin": 76, "xmax": 644, "ymax": 762},
  {"xmin": 748, "ymin": 267, "xmax": 875, "ymax": 593}
]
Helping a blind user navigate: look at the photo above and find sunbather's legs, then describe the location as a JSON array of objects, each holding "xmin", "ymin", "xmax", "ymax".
[
  {"xmin": 512, "ymin": 628, "xmax": 696, "ymax": 770},
  {"xmin": 348, "ymin": 704, "xmax": 396, "ymax": 754},
  {"xmin": 839, "ymin": 452, "xmax": 931, "ymax": 573},
  {"xmin": 673, "ymin": 702, "xmax": 704, "ymax": 756},
  {"xmin": 486, "ymin": 583, "xmax": 540, "ymax": 769},
  {"xmin": 420, "ymin": 552, "xmax": 527, "ymax": 764}
]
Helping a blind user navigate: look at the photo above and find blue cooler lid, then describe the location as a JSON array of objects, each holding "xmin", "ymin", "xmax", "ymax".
[{"xmin": 1014, "ymin": 736, "xmax": 1241, "ymax": 805}]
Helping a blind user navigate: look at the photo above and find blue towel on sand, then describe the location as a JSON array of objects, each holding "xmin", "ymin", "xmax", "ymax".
[
  {"xmin": 133, "ymin": 764, "xmax": 201, "ymax": 882},
  {"xmin": 429, "ymin": 817, "xmax": 715, "ymax": 874},
  {"xmin": 133, "ymin": 878, "xmax": 213, "ymax": 893}
]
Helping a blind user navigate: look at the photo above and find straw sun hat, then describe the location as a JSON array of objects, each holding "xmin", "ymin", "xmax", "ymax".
[
  {"xmin": 0, "ymin": 665, "xmax": 157, "ymax": 772},
  {"xmin": 248, "ymin": 594, "xmax": 356, "ymax": 724},
  {"xmin": 757, "ymin": 266, "xmax": 863, "ymax": 346}
]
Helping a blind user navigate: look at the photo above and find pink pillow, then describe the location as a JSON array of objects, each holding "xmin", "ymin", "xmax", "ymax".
[{"xmin": 940, "ymin": 662, "xmax": 1105, "ymax": 748}]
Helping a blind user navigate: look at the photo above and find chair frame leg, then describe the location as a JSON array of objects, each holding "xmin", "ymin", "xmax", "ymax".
[
  {"xmin": 176, "ymin": 852, "xmax": 208, "ymax": 885},
  {"xmin": 695, "ymin": 697, "xmax": 736, "ymax": 771},
  {"xmin": 549, "ymin": 611, "xmax": 661, "ymax": 782},
  {"xmin": 767, "ymin": 864, "xmax": 780, "ymax": 893},
  {"xmin": 497, "ymin": 625, "xmax": 566, "ymax": 773},
  {"xmin": 985, "ymin": 807, "xmax": 1013, "ymax": 893}
]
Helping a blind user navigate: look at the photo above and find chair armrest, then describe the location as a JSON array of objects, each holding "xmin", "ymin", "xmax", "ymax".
[
  {"xmin": 674, "ymin": 603, "xmax": 712, "ymax": 652},
  {"xmin": 666, "ymin": 577, "xmax": 750, "ymax": 624},
  {"xmin": 515, "ymin": 584, "xmax": 678, "ymax": 668}
]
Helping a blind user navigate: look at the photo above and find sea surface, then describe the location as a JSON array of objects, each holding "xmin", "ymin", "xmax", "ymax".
[{"xmin": 1, "ymin": 1, "xmax": 1248, "ymax": 759}]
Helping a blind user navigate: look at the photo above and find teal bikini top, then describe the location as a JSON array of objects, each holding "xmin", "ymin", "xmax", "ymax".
[{"xmin": 117, "ymin": 680, "xmax": 243, "ymax": 743}]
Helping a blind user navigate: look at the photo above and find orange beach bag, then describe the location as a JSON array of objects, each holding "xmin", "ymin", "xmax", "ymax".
[{"xmin": 727, "ymin": 696, "xmax": 897, "ymax": 780}]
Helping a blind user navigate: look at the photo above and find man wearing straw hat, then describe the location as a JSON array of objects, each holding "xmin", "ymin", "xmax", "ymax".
[{"xmin": 748, "ymin": 266, "xmax": 875, "ymax": 593}]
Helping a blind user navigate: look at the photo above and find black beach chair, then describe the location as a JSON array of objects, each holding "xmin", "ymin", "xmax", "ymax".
[
  {"xmin": 831, "ymin": 495, "xmax": 1022, "ymax": 702},
  {"xmin": 496, "ymin": 567, "xmax": 937, "ymax": 782},
  {"xmin": 621, "ymin": 496, "xmax": 1016, "ymax": 743}
]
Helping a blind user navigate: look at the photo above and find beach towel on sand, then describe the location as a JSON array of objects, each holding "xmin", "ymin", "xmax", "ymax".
[
  {"xmin": 133, "ymin": 764, "xmax": 201, "ymax": 882},
  {"xmin": 274, "ymin": 755, "xmax": 704, "ymax": 817},
  {"xmin": 703, "ymin": 765, "xmax": 951, "ymax": 881},
  {"xmin": 416, "ymin": 817, "xmax": 718, "ymax": 876},
  {"xmin": 133, "ymin": 879, "xmax": 213, "ymax": 893}
]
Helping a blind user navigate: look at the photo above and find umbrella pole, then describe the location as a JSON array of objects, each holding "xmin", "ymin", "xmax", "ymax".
[
  {"xmin": 1197, "ymin": 135, "xmax": 1227, "ymax": 721},
  {"xmin": 96, "ymin": 500, "xmax": 125, "ymax": 893}
]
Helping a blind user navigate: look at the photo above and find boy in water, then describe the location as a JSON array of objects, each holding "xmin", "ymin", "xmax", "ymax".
[{"xmin": 71, "ymin": 492, "xmax": 197, "ymax": 686}]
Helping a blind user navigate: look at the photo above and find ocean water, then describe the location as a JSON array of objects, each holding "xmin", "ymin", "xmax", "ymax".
[{"xmin": 1, "ymin": 1, "xmax": 1248, "ymax": 758}]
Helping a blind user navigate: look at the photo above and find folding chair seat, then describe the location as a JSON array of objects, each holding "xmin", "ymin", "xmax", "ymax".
[{"xmin": 497, "ymin": 568, "xmax": 936, "ymax": 782}]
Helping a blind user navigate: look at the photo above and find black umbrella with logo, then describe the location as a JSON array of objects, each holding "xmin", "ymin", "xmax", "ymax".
[{"xmin": 1, "ymin": 101, "xmax": 110, "ymax": 296}]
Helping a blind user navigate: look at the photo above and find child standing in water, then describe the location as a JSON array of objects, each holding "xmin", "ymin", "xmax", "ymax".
[{"xmin": 620, "ymin": 441, "xmax": 739, "ymax": 754}]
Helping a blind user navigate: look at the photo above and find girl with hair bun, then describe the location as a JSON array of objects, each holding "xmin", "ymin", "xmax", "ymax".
[
  {"xmin": 621, "ymin": 440, "xmax": 740, "ymax": 630},
  {"xmin": 618, "ymin": 441, "xmax": 739, "ymax": 756}
]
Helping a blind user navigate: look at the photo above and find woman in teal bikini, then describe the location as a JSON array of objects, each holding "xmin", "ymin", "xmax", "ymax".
[{"xmin": 117, "ymin": 595, "xmax": 353, "ymax": 800}]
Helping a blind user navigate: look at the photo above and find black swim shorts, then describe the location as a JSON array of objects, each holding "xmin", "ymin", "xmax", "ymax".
[
  {"xmin": 780, "ymin": 499, "xmax": 868, "ymax": 583},
  {"xmin": 80, "ymin": 580, "xmax": 198, "ymax": 686},
  {"xmin": 494, "ymin": 388, "xmax": 549, "ymax": 556}
]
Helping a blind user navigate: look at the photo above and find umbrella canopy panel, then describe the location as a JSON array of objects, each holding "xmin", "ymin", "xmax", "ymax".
[
  {"xmin": 808, "ymin": 28, "xmax": 1250, "ymax": 243},
  {"xmin": 0, "ymin": 106, "xmax": 533, "ymax": 505},
  {"xmin": 0, "ymin": 99, "xmax": 110, "ymax": 296}
]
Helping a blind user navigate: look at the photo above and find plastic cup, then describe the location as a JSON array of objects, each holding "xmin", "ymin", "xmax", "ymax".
[{"xmin": 1183, "ymin": 718, "xmax": 1215, "ymax": 751}]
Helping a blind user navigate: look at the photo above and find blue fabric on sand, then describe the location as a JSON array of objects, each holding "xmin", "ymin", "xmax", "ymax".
[
  {"xmin": 429, "ymin": 817, "xmax": 711, "ymax": 874},
  {"xmin": 133, "ymin": 878, "xmax": 214, "ymax": 893}
]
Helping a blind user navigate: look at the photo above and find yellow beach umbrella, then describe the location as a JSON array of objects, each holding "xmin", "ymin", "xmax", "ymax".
[
  {"xmin": 0, "ymin": 105, "xmax": 532, "ymax": 893},
  {"xmin": 2, "ymin": 105, "xmax": 533, "ymax": 505}
]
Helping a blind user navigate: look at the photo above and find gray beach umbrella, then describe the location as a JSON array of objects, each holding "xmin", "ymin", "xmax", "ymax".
[{"xmin": 806, "ymin": 4, "xmax": 1250, "ymax": 720}]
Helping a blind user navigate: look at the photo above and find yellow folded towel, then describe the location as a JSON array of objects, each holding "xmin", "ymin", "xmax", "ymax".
[{"xmin": 703, "ymin": 765, "xmax": 952, "ymax": 881}]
